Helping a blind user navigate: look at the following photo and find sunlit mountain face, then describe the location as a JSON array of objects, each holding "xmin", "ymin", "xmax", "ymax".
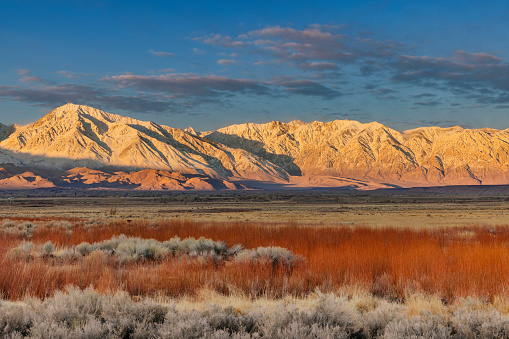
[{"xmin": 1, "ymin": 103, "xmax": 509, "ymax": 191}]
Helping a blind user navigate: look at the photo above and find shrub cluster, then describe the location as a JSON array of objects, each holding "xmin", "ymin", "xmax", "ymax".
[
  {"xmin": 3, "ymin": 288, "xmax": 509, "ymax": 338},
  {"xmin": 6, "ymin": 234, "xmax": 303, "ymax": 267},
  {"xmin": 235, "ymin": 246, "xmax": 304, "ymax": 270},
  {"xmin": 1, "ymin": 220, "xmax": 36, "ymax": 238}
]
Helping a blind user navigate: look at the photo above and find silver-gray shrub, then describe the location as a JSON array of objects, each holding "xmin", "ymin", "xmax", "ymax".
[
  {"xmin": 361, "ymin": 301, "xmax": 403, "ymax": 338},
  {"xmin": 235, "ymin": 246, "xmax": 304, "ymax": 270},
  {"xmin": 6, "ymin": 289, "xmax": 509, "ymax": 338},
  {"xmin": 18, "ymin": 222, "xmax": 36, "ymax": 238},
  {"xmin": 6, "ymin": 232, "xmax": 301, "ymax": 268},
  {"xmin": 1, "ymin": 220, "xmax": 37, "ymax": 238},
  {"xmin": 383, "ymin": 311, "xmax": 452, "ymax": 339},
  {"xmin": 2, "ymin": 219, "xmax": 16, "ymax": 228},
  {"xmin": 450, "ymin": 308, "xmax": 509, "ymax": 338},
  {"xmin": 0, "ymin": 301, "xmax": 32, "ymax": 337},
  {"xmin": 47, "ymin": 220, "xmax": 73, "ymax": 229},
  {"xmin": 47, "ymin": 220, "xmax": 74, "ymax": 235},
  {"xmin": 0, "ymin": 289, "xmax": 363, "ymax": 338},
  {"xmin": 72, "ymin": 235, "xmax": 248, "ymax": 263},
  {"xmin": 76, "ymin": 242, "xmax": 93, "ymax": 256},
  {"xmin": 100, "ymin": 290, "xmax": 167, "ymax": 338},
  {"xmin": 83, "ymin": 218, "xmax": 103, "ymax": 228},
  {"xmin": 40, "ymin": 241, "xmax": 55, "ymax": 257},
  {"xmin": 7, "ymin": 241, "xmax": 34, "ymax": 260}
]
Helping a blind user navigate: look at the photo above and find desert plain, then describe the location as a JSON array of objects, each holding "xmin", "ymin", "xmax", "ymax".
[{"xmin": 1, "ymin": 190, "xmax": 508, "ymax": 228}]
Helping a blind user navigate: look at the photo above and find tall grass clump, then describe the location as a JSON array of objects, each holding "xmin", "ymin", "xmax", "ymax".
[{"xmin": 2, "ymin": 218, "xmax": 509, "ymax": 302}]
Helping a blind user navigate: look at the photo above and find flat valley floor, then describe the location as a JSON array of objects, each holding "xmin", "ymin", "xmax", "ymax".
[{"xmin": 1, "ymin": 191, "xmax": 508, "ymax": 228}]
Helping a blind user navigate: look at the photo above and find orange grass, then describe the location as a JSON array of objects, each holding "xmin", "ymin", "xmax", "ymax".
[{"xmin": 2, "ymin": 219, "xmax": 509, "ymax": 302}]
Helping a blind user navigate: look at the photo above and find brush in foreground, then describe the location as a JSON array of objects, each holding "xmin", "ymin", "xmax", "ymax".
[{"xmin": 3, "ymin": 287, "xmax": 509, "ymax": 338}]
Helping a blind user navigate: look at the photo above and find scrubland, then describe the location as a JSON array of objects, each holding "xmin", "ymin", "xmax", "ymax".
[
  {"xmin": 3, "ymin": 193, "xmax": 509, "ymax": 228},
  {"xmin": 2, "ymin": 216, "xmax": 509, "ymax": 337}
]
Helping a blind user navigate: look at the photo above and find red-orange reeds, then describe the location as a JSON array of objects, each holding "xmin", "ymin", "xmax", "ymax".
[{"xmin": 2, "ymin": 218, "xmax": 509, "ymax": 302}]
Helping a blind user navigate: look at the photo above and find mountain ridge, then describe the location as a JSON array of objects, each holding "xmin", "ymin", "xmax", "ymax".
[
  {"xmin": 2, "ymin": 103, "xmax": 509, "ymax": 190},
  {"xmin": 0, "ymin": 104, "xmax": 288, "ymax": 183},
  {"xmin": 206, "ymin": 119, "xmax": 509, "ymax": 186}
]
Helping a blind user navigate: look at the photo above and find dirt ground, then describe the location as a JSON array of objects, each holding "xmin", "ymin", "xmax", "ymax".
[{"xmin": 1, "ymin": 191, "xmax": 508, "ymax": 228}]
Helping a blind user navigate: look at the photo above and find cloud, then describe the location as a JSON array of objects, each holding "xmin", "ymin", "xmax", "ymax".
[
  {"xmin": 148, "ymin": 49, "xmax": 174, "ymax": 57},
  {"xmin": 393, "ymin": 52, "xmax": 509, "ymax": 90},
  {"xmin": 363, "ymin": 87, "xmax": 398, "ymax": 100},
  {"xmin": 192, "ymin": 48, "xmax": 205, "ymax": 55},
  {"xmin": 271, "ymin": 79, "xmax": 341, "ymax": 100},
  {"xmin": 196, "ymin": 34, "xmax": 251, "ymax": 48},
  {"xmin": 392, "ymin": 51, "xmax": 509, "ymax": 104},
  {"xmin": 299, "ymin": 62, "xmax": 338, "ymax": 71},
  {"xmin": 156, "ymin": 68, "xmax": 176, "ymax": 73},
  {"xmin": 107, "ymin": 72, "xmax": 344, "ymax": 101},
  {"xmin": 16, "ymin": 69, "xmax": 43, "ymax": 83},
  {"xmin": 217, "ymin": 59, "xmax": 237, "ymax": 65},
  {"xmin": 412, "ymin": 93, "xmax": 437, "ymax": 98},
  {"xmin": 58, "ymin": 71, "xmax": 91, "ymax": 79},
  {"xmin": 369, "ymin": 88, "xmax": 396, "ymax": 95},
  {"xmin": 414, "ymin": 101, "xmax": 440, "ymax": 107},
  {"xmin": 108, "ymin": 73, "xmax": 270, "ymax": 97},
  {"xmin": 248, "ymin": 26, "xmax": 342, "ymax": 43},
  {"xmin": 194, "ymin": 25, "xmax": 405, "ymax": 74},
  {"xmin": 192, "ymin": 25, "xmax": 509, "ymax": 111},
  {"xmin": 19, "ymin": 76, "xmax": 43, "ymax": 83},
  {"xmin": 454, "ymin": 50, "xmax": 504, "ymax": 64},
  {"xmin": 0, "ymin": 84, "xmax": 174, "ymax": 114},
  {"xmin": 17, "ymin": 69, "xmax": 31, "ymax": 76}
]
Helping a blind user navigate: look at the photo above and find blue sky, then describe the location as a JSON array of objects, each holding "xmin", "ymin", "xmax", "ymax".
[{"xmin": 1, "ymin": 0, "xmax": 509, "ymax": 131}]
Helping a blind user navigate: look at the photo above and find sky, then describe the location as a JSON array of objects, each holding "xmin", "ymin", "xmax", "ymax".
[{"xmin": 1, "ymin": 0, "xmax": 509, "ymax": 131}]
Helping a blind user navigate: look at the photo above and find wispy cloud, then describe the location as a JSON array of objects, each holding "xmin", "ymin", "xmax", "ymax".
[
  {"xmin": 148, "ymin": 49, "xmax": 174, "ymax": 57},
  {"xmin": 19, "ymin": 76, "xmax": 43, "ymax": 83},
  {"xmin": 195, "ymin": 24, "xmax": 405, "ymax": 74},
  {"xmin": 270, "ymin": 79, "xmax": 341, "ymax": 99},
  {"xmin": 17, "ymin": 69, "xmax": 31, "ymax": 76},
  {"xmin": 58, "ymin": 71, "xmax": 91, "ymax": 79},
  {"xmin": 192, "ymin": 25, "xmax": 509, "ymax": 111},
  {"xmin": 192, "ymin": 48, "xmax": 205, "ymax": 55},
  {"xmin": 107, "ymin": 73, "xmax": 270, "ymax": 97},
  {"xmin": 412, "ymin": 93, "xmax": 437, "ymax": 98},
  {"xmin": 299, "ymin": 62, "xmax": 338, "ymax": 71},
  {"xmin": 392, "ymin": 50, "xmax": 509, "ymax": 104},
  {"xmin": 17, "ymin": 69, "xmax": 43, "ymax": 83},
  {"xmin": 0, "ymin": 84, "xmax": 175, "ymax": 113},
  {"xmin": 414, "ymin": 101, "xmax": 441, "ymax": 107},
  {"xmin": 106, "ymin": 72, "xmax": 343, "ymax": 101},
  {"xmin": 217, "ymin": 59, "xmax": 237, "ymax": 65},
  {"xmin": 195, "ymin": 34, "xmax": 251, "ymax": 48}
]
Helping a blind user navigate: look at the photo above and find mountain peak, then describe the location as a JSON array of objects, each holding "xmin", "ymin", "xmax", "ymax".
[
  {"xmin": 49, "ymin": 103, "xmax": 125, "ymax": 123},
  {"xmin": 0, "ymin": 104, "xmax": 289, "ymax": 183}
]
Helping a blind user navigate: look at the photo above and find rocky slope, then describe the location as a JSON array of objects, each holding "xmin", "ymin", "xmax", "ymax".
[
  {"xmin": 2, "ymin": 103, "xmax": 509, "ymax": 190},
  {"xmin": 0, "ymin": 165, "xmax": 243, "ymax": 190},
  {"xmin": 206, "ymin": 120, "xmax": 509, "ymax": 186},
  {"xmin": 0, "ymin": 104, "xmax": 288, "ymax": 183},
  {"xmin": 0, "ymin": 165, "xmax": 55, "ymax": 189}
]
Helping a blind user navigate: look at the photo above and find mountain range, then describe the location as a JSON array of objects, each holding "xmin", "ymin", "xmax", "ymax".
[{"xmin": 0, "ymin": 103, "xmax": 508, "ymax": 190}]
